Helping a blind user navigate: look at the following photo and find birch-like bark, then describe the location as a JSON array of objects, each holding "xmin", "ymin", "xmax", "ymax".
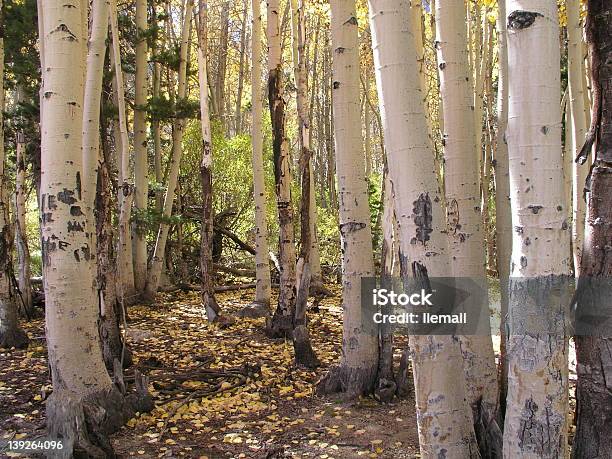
[
  {"xmin": 133, "ymin": 0, "xmax": 149, "ymax": 292},
  {"xmin": 290, "ymin": 0, "xmax": 323, "ymax": 293},
  {"xmin": 234, "ymin": 0, "xmax": 248, "ymax": 135},
  {"xmin": 110, "ymin": 0, "xmax": 136, "ymax": 300},
  {"xmin": 265, "ymin": 0, "xmax": 298, "ymax": 338},
  {"xmin": 13, "ymin": 88, "xmax": 33, "ymax": 318},
  {"xmin": 82, "ymin": 0, "xmax": 109, "ymax": 217},
  {"xmin": 368, "ymin": 0, "xmax": 479, "ymax": 456},
  {"xmin": 153, "ymin": 61, "xmax": 163, "ymax": 212},
  {"xmin": 250, "ymin": 0, "xmax": 272, "ymax": 307},
  {"xmin": 41, "ymin": 1, "xmax": 127, "ymax": 453},
  {"xmin": 196, "ymin": 0, "xmax": 220, "ymax": 321},
  {"xmin": 502, "ymin": 2, "xmax": 572, "ymax": 457},
  {"xmin": 83, "ymin": 0, "xmax": 129, "ymax": 366},
  {"xmin": 215, "ymin": 0, "xmax": 230, "ymax": 123},
  {"xmin": 567, "ymin": 0, "xmax": 588, "ymax": 275},
  {"xmin": 0, "ymin": 13, "xmax": 28, "ymax": 348},
  {"xmin": 316, "ymin": 0, "xmax": 379, "ymax": 397},
  {"xmin": 435, "ymin": 1, "xmax": 500, "ymax": 455},
  {"xmin": 144, "ymin": 0, "xmax": 193, "ymax": 302},
  {"xmin": 494, "ymin": 0, "xmax": 512, "ymax": 418}
]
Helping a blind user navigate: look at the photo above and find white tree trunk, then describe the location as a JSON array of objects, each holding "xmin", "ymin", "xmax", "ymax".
[
  {"xmin": 265, "ymin": 0, "xmax": 298, "ymax": 337},
  {"xmin": 435, "ymin": 1, "xmax": 500, "ymax": 454},
  {"xmin": 196, "ymin": 0, "xmax": 220, "ymax": 320},
  {"xmin": 316, "ymin": 0, "xmax": 379, "ymax": 397},
  {"xmin": 494, "ymin": 0, "xmax": 513, "ymax": 416},
  {"xmin": 0, "ymin": 13, "xmax": 28, "ymax": 348},
  {"xmin": 14, "ymin": 88, "xmax": 33, "ymax": 317},
  {"xmin": 40, "ymin": 2, "xmax": 126, "ymax": 454},
  {"xmin": 290, "ymin": 0, "xmax": 323, "ymax": 291},
  {"xmin": 110, "ymin": 0, "xmax": 136, "ymax": 300},
  {"xmin": 368, "ymin": 0, "xmax": 480, "ymax": 456},
  {"xmin": 567, "ymin": 0, "xmax": 588, "ymax": 275},
  {"xmin": 133, "ymin": 0, "xmax": 149, "ymax": 292},
  {"xmin": 144, "ymin": 0, "xmax": 194, "ymax": 302},
  {"xmin": 251, "ymin": 0, "xmax": 272, "ymax": 307},
  {"xmin": 502, "ymin": 2, "xmax": 572, "ymax": 457}
]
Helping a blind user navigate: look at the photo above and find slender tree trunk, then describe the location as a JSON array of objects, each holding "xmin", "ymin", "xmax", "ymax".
[
  {"xmin": 435, "ymin": 1, "xmax": 501, "ymax": 455},
  {"xmin": 494, "ymin": 0, "xmax": 512, "ymax": 419},
  {"xmin": 502, "ymin": 2, "xmax": 572, "ymax": 457},
  {"xmin": 83, "ymin": 0, "xmax": 129, "ymax": 367},
  {"xmin": 368, "ymin": 0, "xmax": 480, "ymax": 456},
  {"xmin": 215, "ymin": 0, "xmax": 230, "ymax": 124},
  {"xmin": 316, "ymin": 0, "xmax": 379, "ymax": 398},
  {"xmin": 265, "ymin": 0, "xmax": 298, "ymax": 338},
  {"xmin": 14, "ymin": 88, "xmax": 33, "ymax": 318},
  {"xmin": 196, "ymin": 0, "xmax": 221, "ymax": 321},
  {"xmin": 234, "ymin": 0, "xmax": 248, "ymax": 135},
  {"xmin": 40, "ymin": 1, "xmax": 128, "ymax": 454},
  {"xmin": 144, "ymin": 0, "xmax": 194, "ymax": 302},
  {"xmin": 153, "ymin": 61, "xmax": 163, "ymax": 213},
  {"xmin": 250, "ymin": 0, "xmax": 272, "ymax": 309},
  {"xmin": 133, "ymin": 0, "xmax": 149, "ymax": 293},
  {"xmin": 572, "ymin": 0, "xmax": 612, "ymax": 455},
  {"xmin": 290, "ymin": 0, "xmax": 323, "ymax": 295},
  {"xmin": 110, "ymin": 0, "xmax": 136, "ymax": 300},
  {"xmin": 567, "ymin": 0, "xmax": 588, "ymax": 275},
  {"xmin": 0, "ymin": 10, "xmax": 28, "ymax": 348}
]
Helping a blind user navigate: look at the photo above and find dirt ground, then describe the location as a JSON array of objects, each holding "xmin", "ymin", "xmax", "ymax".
[{"xmin": 0, "ymin": 287, "xmax": 421, "ymax": 458}]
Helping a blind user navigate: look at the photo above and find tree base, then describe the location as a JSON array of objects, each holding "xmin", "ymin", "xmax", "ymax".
[
  {"xmin": 473, "ymin": 399, "xmax": 503, "ymax": 459},
  {"xmin": 237, "ymin": 301, "xmax": 271, "ymax": 319},
  {"xmin": 293, "ymin": 325, "xmax": 320, "ymax": 369},
  {"xmin": 316, "ymin": 363, "xmax": 378, "ymax": 399},
  {"xmin": 46, "ymin": 387, "xmax": 130, "ymax": 458},
  {"xmin": 0, "ymin": 327, "xmax": 29, "ymax": 349},
  {"xmin": 265, "ymin": 313, "xmax": 293, "ymax": 339}
]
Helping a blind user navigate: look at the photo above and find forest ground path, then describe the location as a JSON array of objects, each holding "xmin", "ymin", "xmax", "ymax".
[{"xmin": 0, "ymin": 287, "xmax": 420, "ymax": 458}]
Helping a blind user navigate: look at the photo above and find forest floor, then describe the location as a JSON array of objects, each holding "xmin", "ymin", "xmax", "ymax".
[{"xmin": 0, "ymin": 286, "xmax": 421, "ymax": 459}]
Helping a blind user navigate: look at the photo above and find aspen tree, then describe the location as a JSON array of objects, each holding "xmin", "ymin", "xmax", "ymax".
[
  {"xmin": 266, "ymin": 0, "xmax": 298, "ymax": 338},
  {"xmin": 290, "ymin": 0, "xmax": 323, "ymax": 294},
  {"xmin": 196, "ymin": 0, "xmax": 220, "ymax": 320},
  {"xmin": 82, "ymin": 0, "xmax": 129, "ymax": 366},
  {"xmin": 573, "ymin": 0, "xmax": 612, "ymax": 454},
  {"xmin": 133, "ymin": 0, "xmax": 149, "ymax": 292},
  {"xmin": 502, "ymin": 1, "xmax": 572, "ymax": 457},
  {"xmin": 145, "ymin": 0, "xmax": 194, "ymax": 302},
  {"xmin": 368, "ymin": 0, "xmax": 480, "ymax": 456},
  {"xmin": 40, "ymin": 1, "xmax": 127, "ymax": 453},
  {"xmin": 14, "ymin": 88, "xmax": 33, "ymax": 318},
  {"xmin": 494, "ymin": 0, "xmax": 512, "ymax": 417},
  {"xmin": 435, "ymin": 1, "xmax": 501, "ymax": 455},
  {"xmin": 250, "ymin": 0, "xmax": 272, "ymax": 308},
  {"xmin": 110, "ymin": 0, "xmax": 136, "ymax": 299},
  {"xmin": 316, "ymin": 0, "xmax": 379, "ymax": 397},
  {"xmin": 567, "ymin": 0, "xmax": 588, "ymax": 274},
  {"xmin": 0, "ymin": 4, "xmax": 28, "ymax": 348}
]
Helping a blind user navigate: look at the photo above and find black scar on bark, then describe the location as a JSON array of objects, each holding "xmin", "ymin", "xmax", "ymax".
[
  {"xmin": 412, "ymin": 193, "xmax": 433, "ymax": 244},
  {"xmin": 70, "ymin": 206, "xmax": 84, "ymax": 216},
  {"xmin": 68, "ymin": 221, "xmax": 84, "ymax": 232},
  {"xmin": 76, "ymin": 172, "xmax": 82, "ymax": 200},
  {"xmin": 58, "ymin": 188, "xmax": 77, "ymax": 205},
  {"xmin": 507, "ymin": 10, "xmax": 543, "ymax": 30}
]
